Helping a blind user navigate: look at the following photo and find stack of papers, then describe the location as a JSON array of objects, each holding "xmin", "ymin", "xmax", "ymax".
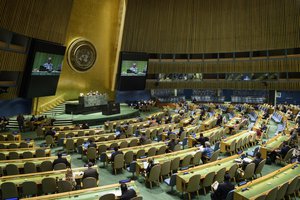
[{"xmin": 243, "ymin": 158, "xmax": 253, "ymax": 163}]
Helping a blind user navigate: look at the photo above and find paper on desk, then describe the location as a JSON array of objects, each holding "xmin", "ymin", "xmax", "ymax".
[
  {"xmin": 212, "ymin": 181, "xmax": 219, "ymax": 191},
  {"xmin": 143, "ymin": 162, "xmax": 148, "ymax": 169},
  {"xmin": 243, "ymin": 158, "xmax": 252, "ymax": 163}
]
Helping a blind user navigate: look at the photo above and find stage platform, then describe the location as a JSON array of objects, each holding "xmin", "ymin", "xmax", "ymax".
[{"xmin": 53, "ymin": 103, "xmax": 140, "ymax": 126}]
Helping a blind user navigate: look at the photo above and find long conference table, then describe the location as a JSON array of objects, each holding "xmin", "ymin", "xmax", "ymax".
[
  {"xmin": 260, "ymin": 133, "xmax": 291, "ymax": 159},
  {"xmin": 0, "ymin": 166, "xmax": 97, "ymax": 187},
  {"xmin": 234, "ymin": 163, "xmax": 300, "ymax": 200},
  {"xmin": 0, "ymin": 147, "xmax": 51, "ymax": 158},
  {"xmin": 220, "ymin": 130, "xmax": 256, "ymax": 153},
  {"xmin": 21, "ymin": 181, "xmax": 139, "ymax": 200},
  {"xmin": 188, "ymin": 126, "xmax": 224, "ymax": 147},
  {"xmin": 176, "ymin": 155, "xmax": 239, "ymax": 193}
]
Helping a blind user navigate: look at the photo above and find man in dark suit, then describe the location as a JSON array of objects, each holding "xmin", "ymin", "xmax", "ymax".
[
  {"xmin": 211, "ymin": 174, "xmax": 235, "ymax": 200},
  {"xmin": 145, "ymin": 157, "xmax": 156, "ymax": 177},
  {"xmin": 53, "ymin": 152, "xmax": 71, "ymax": 168},
  {"xmin": 120, "ymin": 183, "xmax": 137, "ymax": 200},
  {"xmin": 197, "ymin": 133, "xmax": 207, "ymax": 146},
  {"xmin": 167, "ymin": 138, "xmax": 178, "ymax": 152},
  {"xmin": 269, "ymin": 141, "xmax": 291, "ymax": 162},
  {"xmin": 111, "ymin": 146, "xmax": 123, "ymax": 161},
  {"xmin": 82, "ymin": 162, "xmax": 99, "ymax": 180},
  {"xmin": 251, "ymin": 152, "xmax": 263, "ymax": 170}
]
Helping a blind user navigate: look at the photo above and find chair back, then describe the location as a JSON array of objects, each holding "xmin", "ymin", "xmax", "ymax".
[
  {"xmin": 186, "ymin": 174, "xmax": 201, "ymax": 193},
  {"xmin": 40, "ymin": 160, "xmax": 53, "ymax": 172},
  {"xmin": 0, "ymin": 135, "xmax": 6, "ymax": 141},
  {"xmin": 82, "ymin": 177, "xmax": 97, "ymax": 189},
  {"xmin": 160, "ymin": 160, "xmax": 171, "ymax": 177},
  {"xmin": 255, "ymin": 194, "xmax": 266, "ymax": 200},
  {"xmin": 286, "ymin": 177, "xmax": 298, "ymax": 196},
  {"xmin": 214, "ymin": 141, "xmax": 220, "ymax": 151},
  {"xmin": 35, "ymin": 148, "xmax": 46, "ymax": 157},
  {"xmin": 276, "ymin": 182, "xmax": 288, "ymax": 200},
  {"xmin": 6, "ymin": 164, "xmax": 19, "ymax": 175},
  {"xmin": 20, "ymin": 142, "xmax": 29, "ymax": 148},
  {"xmin": 173, "ymin": 144, "xmax": 181, "ymax": 151},
  {"xmin": 66, "ymin": 139, "xmax": 75, "ymax": 152},
  {"xmin": 227, "ymin": 164, "xmax": 238, "ymax": 181},
  {"xmin": 8, "ymin": 143, "xmax": 18, "ymax": 149},
  {"xmin": 7, "ymin": 134, "xmax": 15, "ymax": 141},
  {"xmin": 225, "ymin": 190, "xmax": 234, "ymax": 200},
  {"xmin": 42, "ymin": 177, "xmax": 57, "ymax": 194},
  {"xmin": 283, "ymin": 148, "xmax": 294, "ymax": 163},
  {"xmin": 192, "ymin": 151, "xmax": 202, "ymax": 166},
  {"xmin": 45, "ymin": 135, "xmax": 54, "ymax": 146},
  {"xmin": 57, "ymin": 180, "xmax": 73, "ymax": 193},
  {"xmin": 124, "ymin": 151, "xmax": 134, "ymax": 165},
  {"xmin": 265, "ymin": 187, "xmax": 278, "ymax": 200},
  {"xmin": 54, "ymin": 163, "xmax": 67, "ymax": 170},
  {"xmin": 8, "ymin": 152, "xmax": 19, "ymax": 160},
  {"xmin": 107, "ymin": 135, "xmax": 115, "ymax": 141},
  {"xmin": 170, "ymin": 157, "xmax": 180, "ymax": 172},
  {"xmin": 113, "ymin": 153, "xmax": 124, "ymax": 170},
  {"xmin": 0, "ymin": 152, "xmax": 6, "ymax": 160},
  {"xmin": 148, "ymin": 164, "xmax": 161, "ymax": 182},
  {"xmin": 147, "ymin": 147, "xmax": 157, "ymax": 157},
  {"xmin": 77, "ymin": 131, "xmax": 84, "ymax": 137},
  {"xmin": 157, "ymin": 145, "xmax": 167, "ymax": 155},
  {"xmin": 87, "ymin": 147, "xmax": 97, "ymax": 160},
  {"xmin": 243, "ymin": 163, "xmax": 255, "ymax": 180},
  {"xmin": 255, "ymin": 159, "xmax": 266, "ymax": 177},
  {"xmin": 98, "ymin": 145, "xmax": 108, "ymax": 155},
  {"xmin": 209, "ymin": 149, "xmax": 220, "ymax": 162},
  {"xmin": 136, "ymin": 149, "xmax": 145, "ymax": 159},
  {"xmin": 22, "ymin": 181, "xmax": 38, "ymax": 197},
  {"xmin": 202, "ymin": 171, "xmax": 215, "ymax": 187},
  {"xmin": 129, "ymin": 139, "xmax": 138, "ymax": 147},
  {"xmin": 24, "ymin": 162, "xmax": 37, "ymax": 174},
  {"xmin": 131, "ymin": 196, "xmax": 143, "ymax": 200},
  {"xmin": 109, "ymin": 142, "xmax": 118, "ymax": 149},
  {"xmin": 99, "ymin": 193, "xmax": 115, "ymax": 200},
  {"xmin": 214, "ymin": 167, "xmax": 226, "ymax": 183},
  {"xmin": 181, "ymin": 154, "xmax": 192, "ymax": 168},
  {"xmin": 1, "ymin": 182, "xmax": 18, "ymax": 199},
  {"xmin": 76, "ymin": 138, "xmax": 85, "ymax": 147},
  {"xmin": 119, "ymin": 141, "xmax": 128, "ymax": 149}
]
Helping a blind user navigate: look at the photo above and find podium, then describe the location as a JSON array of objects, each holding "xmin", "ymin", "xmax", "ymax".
[{"xmin": 102, "ymin": 102, "xmax": 120, "ymax": 115}]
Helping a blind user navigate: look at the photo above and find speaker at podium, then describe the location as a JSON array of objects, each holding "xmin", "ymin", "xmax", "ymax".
[{"xmin": 102, "ymin": 102, "xmax": 120, "ymax": 115}]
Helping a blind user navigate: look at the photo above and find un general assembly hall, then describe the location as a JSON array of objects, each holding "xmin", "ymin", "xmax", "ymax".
[{"xmin": 0, "ymin": 0, "xmax": 300, "ymax": 199}]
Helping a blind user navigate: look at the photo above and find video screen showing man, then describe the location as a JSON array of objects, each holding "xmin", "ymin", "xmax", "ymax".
[
  {"xmin": 121, "ymin": 60, "xmax": 147, "ymax": 76},
  {"xmin": 31, "ymin": 52, "xmax": 64, "ymax": 76}
]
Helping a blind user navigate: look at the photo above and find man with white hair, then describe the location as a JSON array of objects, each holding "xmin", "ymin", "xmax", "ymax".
[
  {"xmin": 43, "ymin": 57, "xmax": 53, "ymax": 71},
  {"xmin": 201, "ymin": 141, "xmax": 214, "ymax": 163}
]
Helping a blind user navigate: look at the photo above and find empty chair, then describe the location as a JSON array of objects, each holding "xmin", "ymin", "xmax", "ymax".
[
  {"xmin": 192, "ymin": 151, "xmax": 202, "ymax": 166},
  {"xmin": 127, "ymin": 161, "xmax": 137, "ymax": 179},
  {"xmin": 185, "ymin": 174, "xmax": 201, "ymax": 200},
  {"xmin": 235, "ymin": 138, "xmax": 243, "ymax": 153},
  {"xmin": 255, "ymin": 194, "xmax": 267, "ymax": 200},
  {"xmin": 136, "ymin": 149, "xmax": 145, "ymax": 159},
  {"xmin": 40, "ymin": 160, "xmax": 53, "ymax": 172},
  {"xmin": 99, "ymin": 193, "xmax": 115, "ymax": 200},
  {"xmin": 89, "ymin": 130, "xmax": 96, "ymax": 135},
  {"xmin": 98, "ymin": 144, "xmax": 108, "ymax": 155},
  {"xmin": 129, "ymin": 139, "xmax": 138, "ymax": 147},
  {"xmin": 22, "ymin": 181, "xmax": 38, "ymax": 197},
  {"xmin": 45, "ymin": 135, "xmax": 55, "ymax": 147},
  {"xmin": 208, "ymin": 149, "xmax": 220, "ymax": 162},
  {"xmin": 170, "ymin": 157, "xmax": 180, "ymax": 173},
  {"xmin": 20, "ymin": 142, "xmax": 29, "ymax": 148},
  {"xmin": 107, "ymin": 135, "xmax": 115, "ymax": 141},
  {"xmin": 157, "ymin": 145, "xmax": 167, "ymax": 155},
  {"xmin": 145, "ymin": 164, "xmax": 161, "ymax": 189},
  {"xmin": 0, "ymin": 152, "xmax": 6, "ymax": 160},
  {"xmin": 54, "ymin": 163, "xmax": 67, "ymax": 170},
  {"xmin": 57, "ymin": 132, "xmax": 66, "ymax": 145},
  {"xmin": 276, "ymin": 182, "xmax": 288, "ymax": 200},
  {"xmin": 0, "ymin": 135, "xmax": 5, "ymax": 141},
  {"xmin": 113, "ymin": 154, "xmax": 124, "ymax": 174},
  {"xmin": 24, "ymin": 162, "xmax": 37, "ymax": 174},
  {"xmin": 242, "ymin": 163, "xmax": 255, "ymax": 180},
  {"xmin": 77, "ymin": 131, "xmax": 84, "ymax": 137},
  {"xmin": 214, "ymin": 167, "xmax": 226, "ymax": 183},
  {"xmin": 98, "ymin": 137, "xmax": 106, "ymax": 142},
  {"xmin": 254, "ymin": 159, "xmax": 266, "ymax": 178},
  {"xmin": 109, "ymin": 142, "xmax": 118, "ymax": 149},
  {"xmin": 265, "ymin": 187, "xmax": 278, "ymax": 200},
  {"xmin": 181, "ymin": 154, "xmax": 192, "ymax": 168},
  {"xmin": 42, "ymin": 177, "xmax": 57, "ymax": 194},
  {"xmin": 82, "ymin": 177, "xmax": 97, "ymax": 189},
  {"xmin": 119, "ymin": 141, "xmax": 128, "ymax": 149},
  {"xmin": 23, "ymin": 151, "xmax": 33, "ymax": 158},
  {"xmin": 65, "ymin": 139, "xmax": 75, "ymax": 153},
  {"xmin": 6, "ymin": 134, "xmax": 15, "ymax": 141},
  {"xmin": 173, "ymin": 144, "xmax": 181, "ymax": 151},
  {"xmin": 124, "ymin": 151, "xmax": 134, "ymax": 167},
  {"xmin": 285, "ymin": 177, "xmax": 298, "ymax": 199},
  {"xmin": 8, "ymin": 143, "xmax": 18, "ymax": 149},
  {"xmin": 66, "ymin": 132, "xmax": 74, "ymax": 138},
  {"xmin": 88, "ymin": 137, "xmax": 96, "ymax": 142},
  {"xmin": 1, "ymin": 182, "xmax": 18, "ymax": 200},
  {"xmin": 276, "ymin": 148, "xmax": 294, "ymax": 165},
  {"xmin": 87, "ymin": 147, "xmax": 97, "ymax": 163},
  {"xmin": 0, "ymin": 143, "xmax": 5, "ymax": 149},
  {"xmin": 164, "ymin": 173, "xmax": 177, "ymax": 192},
  {"xmin": 35, "ymin": 148, "xmax": 46, "ymax": 157},
  {"xmin": 8, "ymin": 151, "xmax": 19, "ymax": 160},
  {"xmin": 147, "ymin": 147, "xmax": 157, "ymax": 157},
  {"xmin": 119, "ymin": 134, "xmax": 126, "ymax": 139},
  {"xmin": 201, "ymin": 171, "xmax": 215, "ymax": 195},
  {"xmin": 5, "ymin": 164, "xmax": 19, "ymax": 175},
  {"xmin": 160, "ymin": 160, "xmax": 171, "ymax": 181},
  {"xmin": 227, "ymin": 164, "xmax": 238, "ymax": 182},
  {"xmin": 57, "ymin": 180, "xmax": 73, "ymax": 193}
]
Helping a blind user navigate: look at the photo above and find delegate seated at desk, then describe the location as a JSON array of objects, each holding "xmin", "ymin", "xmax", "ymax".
[
  {"xmin": 82, "ymin": 162, "xmax": 99, "ymax": 181},
  {"xmin": 200, "ymin": 141, "xmax": 214, "ymax": 163},
  {"xmin": 120, "ymin": 183, "xmax": 137, "ymax": 200},
  {"xmin": 269, "ymin": 141, "xmax": 291, "ymax": 163},
  {"xmin": 211, "ymin": 174, "xmax": 235, "ymax": 200},
  {"xmin": 53, "ymin": 152, "xmax": 71, "ymax": 168}
]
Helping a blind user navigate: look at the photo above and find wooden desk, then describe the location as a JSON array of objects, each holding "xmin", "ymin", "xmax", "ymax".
[
  {"xmin": 0, "ymin": 133, "xmax": 21, "ymax": 142},
  {"xmin": 54, "ymin": 127, "xmax": 105, "ymax": 138},
  {"xmin": 188, "ymin": 126, "xmax": 223, "ymax": 147},
  {"xmin": 252, "ymin": 117, "xmax": 264, "ymax": 131},
  {"xmin": 202, "ymin": 117, "xmax": 217, "ymax": 130},
  {"xmin": 220, "ymin": 130, "xmax": 256, "ymax": 153},
  {"xmin": 105, "ymin": 142, "xmax": 166, "ymax": 160},
  {"xmin": 92, "ymin": 137, "xmax": 140, "ymax": 150},
  {"xmin": 234, "ymin": 163, "xmax": 300, "ymax": 200},
  {"xmin": 176, "ymin": 155, "xmax": 239, "ymax": 193},
  {"xmin": 0, "ymin": 148, "xmax": 51, "ymax": 158},
  {"xmin": 0, "ymin": 140, "xmax": 35, "ymax": 148},
  {"xmin": 225, "ymin": 117, "xmax": 242, "ymax": 129},
  {"xmin": 44, "ymin": 125, "xmax": 76, "ymax": 131},
  {"xmin": 63, "ymin": 132, "xmax": 116, "ymax": 145},
  {"xmin": 260, "ymin": 134, "xmax": 291, "ymax": 159},
  {"xmin": 104, "ymin": 117, "xmax": 140, "ymax": 129},
  {"xmin": 0, "ymin": 155, "xmax": 71, "ymax": 170},
  {"xmin": 136, "ymin": 147, "xmax": 198, "ymax": 175},
  {"xmin": 21, "ymin": 181, "xmax": 138, "ymax": 200},
  {"xmin": 161, "ymin": 124, "xmax": 199, "ymax": 141},
  {"xmin": 0, "ymin": 166, "xmax": 97, "ymax": 186}
]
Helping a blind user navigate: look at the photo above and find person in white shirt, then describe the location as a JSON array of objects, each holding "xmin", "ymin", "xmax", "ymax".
[
  {"xmin": 43, "ymin": 57, "xmax": 53, "ymax": 71},
  {"xmin": 129, "ymin": 63, "xmax": 138, "ymax": 74}
]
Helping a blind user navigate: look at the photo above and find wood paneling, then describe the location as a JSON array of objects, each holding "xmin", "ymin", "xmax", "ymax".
[
  {"xmin": 122, "ymin": 0, "xmax": 300, "ymax": 53},
  {"xmin": 0, "ymin": 0, "xmax": 73, "ymax": 44},
  {"xmin": 0, "ymin": 50, "xmax": 27, "ymax": 71}
]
